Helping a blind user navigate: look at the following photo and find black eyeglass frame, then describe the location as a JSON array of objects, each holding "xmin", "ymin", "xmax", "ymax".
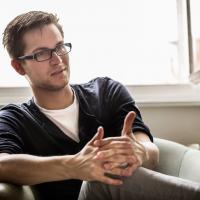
[{"xmin": 17, "ymin": 43, "xmax": 72, "ymax": 62}]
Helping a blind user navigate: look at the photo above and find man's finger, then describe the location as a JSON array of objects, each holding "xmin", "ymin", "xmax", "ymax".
[
  {"xmin": 121, "ymin": 111, "xmax": 136, "ymax": 136},
  {"xmin": 88, "ymin": 126, "xmax": 104, "ymax": 145},
  {"xmin": 121, "ymin": 163, "xmax": 139, "ymax": 177},
  {"xmin": 94, "ymin": 136, "xmax": 131, "ymax": 147}
]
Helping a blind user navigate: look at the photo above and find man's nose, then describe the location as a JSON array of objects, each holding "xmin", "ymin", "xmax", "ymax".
[{"xmin": 50, "ymin": 51, "xmax": 62, "ymax": 63}]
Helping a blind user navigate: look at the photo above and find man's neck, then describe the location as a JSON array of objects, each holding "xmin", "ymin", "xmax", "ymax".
[{"xmin": 33, "ymin": 85, "xmax": 74, "ymax": 110}]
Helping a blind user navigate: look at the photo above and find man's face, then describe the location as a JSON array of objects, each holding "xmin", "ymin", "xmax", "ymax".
[{"xmin": 20, "ymin": 24, "xmax": 70, "ymax": 91}]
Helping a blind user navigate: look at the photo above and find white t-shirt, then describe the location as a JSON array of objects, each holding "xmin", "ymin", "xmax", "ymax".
[{"xmin": 34, "ymin": 93, "xmax": 80, "ymax": 143}]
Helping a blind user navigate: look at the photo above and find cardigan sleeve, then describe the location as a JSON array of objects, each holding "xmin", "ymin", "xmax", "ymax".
[
  {"xmin": 0, "ymin": 109, "xmax": 24, "ymax": 154},
  {"xmin": 104, "ymin": 77, "xmax": 153, "ymax": 142}
]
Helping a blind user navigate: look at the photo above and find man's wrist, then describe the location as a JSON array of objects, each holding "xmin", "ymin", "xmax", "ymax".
[{"xmin": 139, "ymin": 141, "xmax": 159, "ymax": 169}]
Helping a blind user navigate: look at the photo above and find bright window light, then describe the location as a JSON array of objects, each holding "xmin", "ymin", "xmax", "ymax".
[{"xmin": 0, "ymin": 0, "xmax": 188, "ymax": 86}]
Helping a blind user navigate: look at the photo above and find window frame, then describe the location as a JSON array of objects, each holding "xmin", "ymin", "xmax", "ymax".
[{"xmin": 187, "ymin": 0, "xmax": 200, "ymax": 83}]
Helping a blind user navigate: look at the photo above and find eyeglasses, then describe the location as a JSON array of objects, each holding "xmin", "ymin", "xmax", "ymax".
[{"xmin": 17, "ymin": 43, "xmax": 72, "ymax": 62}]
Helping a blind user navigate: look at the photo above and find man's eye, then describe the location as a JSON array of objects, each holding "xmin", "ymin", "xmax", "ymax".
[{"xmin": 36, "ymin": 50, "xmax": 49, "ymax": 57}]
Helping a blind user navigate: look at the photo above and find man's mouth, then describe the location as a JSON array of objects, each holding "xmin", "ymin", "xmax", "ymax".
[{"xmin": 51, "ymin": 68, "xmax": 66, "ymax": 76}]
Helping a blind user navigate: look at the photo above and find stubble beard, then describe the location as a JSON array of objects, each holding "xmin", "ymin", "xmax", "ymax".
[{"xmin": 36, "ymin": 68, "xmax": 70, "ymax": 92}]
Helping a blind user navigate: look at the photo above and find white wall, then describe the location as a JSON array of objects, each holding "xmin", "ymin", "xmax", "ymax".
[
  {"xmin": 139, "ymin": 106, "xmax": 200, "ymax": 145},
  {"xmin": 126, "ymin": 84, "xmax": 200, "ymax": 145}
]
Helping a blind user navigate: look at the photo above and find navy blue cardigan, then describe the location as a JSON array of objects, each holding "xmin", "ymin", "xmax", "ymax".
[{"xmin": 0, "ymin": 77, "xmax": 152, "ymax": 200}]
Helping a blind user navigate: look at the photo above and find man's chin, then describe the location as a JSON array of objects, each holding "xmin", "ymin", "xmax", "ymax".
[{"xmin": 38, "ymin": 82, "xmax": 68, "ymax": 91}]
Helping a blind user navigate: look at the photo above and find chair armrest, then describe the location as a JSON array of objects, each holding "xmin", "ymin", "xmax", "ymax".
[
  {"xmin": 0, "ymin": 183, "xmax": 39, "ymax": 200},
  {"xmin": 154, "ymin": 138, "xmax": 200, "ymax": 183},
  {"xmin": 154, "ymin": 138, "xmax": 188, "ymax": 177}
]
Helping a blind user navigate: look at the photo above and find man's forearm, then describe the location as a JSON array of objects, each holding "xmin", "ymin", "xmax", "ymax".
[
  {"xmin": 0, "ymin": 142, "xmax": 124, "ymax": 186},
  {"xmin": 0, "ymin": 153, "xmax": 75, "ymax": 185}
]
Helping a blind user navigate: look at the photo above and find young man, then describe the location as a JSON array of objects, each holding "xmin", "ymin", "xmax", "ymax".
[
  {"xmin": 0, "ymin": 11, "xmax": 199, "ymax": 200},
  {"xmin": 0, "ymin": 10, "xmax": 158, "ymax": 200}
]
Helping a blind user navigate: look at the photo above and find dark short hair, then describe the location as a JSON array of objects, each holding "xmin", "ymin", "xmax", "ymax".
[{"xmin": 2, "ymin": 10, "xmax": 64, "ymax": 59}]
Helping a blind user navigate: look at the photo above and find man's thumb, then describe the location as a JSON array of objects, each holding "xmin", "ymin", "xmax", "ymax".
[{"xmin": 122, "ymin": 111, "xmax": 136, "ymax": 136}]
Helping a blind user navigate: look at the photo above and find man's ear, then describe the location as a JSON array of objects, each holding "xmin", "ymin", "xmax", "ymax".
[{"xmin": 11, "ymin": 59, "xmax": 26, "ymax": 75}]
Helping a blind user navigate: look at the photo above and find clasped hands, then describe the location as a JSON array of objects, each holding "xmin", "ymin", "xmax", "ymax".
[{"xmin": 76, "ymin": 111, "xmax": 149, "ymax": 185}]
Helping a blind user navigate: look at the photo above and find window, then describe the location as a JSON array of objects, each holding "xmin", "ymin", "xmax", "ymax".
[{"xmin": 0, "ymin": 0, "xmax": 189, "ymax": 86}]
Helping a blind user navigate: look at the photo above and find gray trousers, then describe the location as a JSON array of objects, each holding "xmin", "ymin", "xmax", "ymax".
[{"xmin": 78, "ymin": 167, "xmax": 200, "ymax": 200}]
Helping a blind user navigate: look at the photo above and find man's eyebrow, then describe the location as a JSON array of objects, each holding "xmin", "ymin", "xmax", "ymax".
[
  {"xmin": 57, "ymin": 41, "xmax": 64, "ymax": 46},
  {"xmin": 31, "ymin": 41, "xmax": 64, "ymax": 53},
  {"xmin": 32, "ymin": 47, "xmax": 49, "ymax": 53}
]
